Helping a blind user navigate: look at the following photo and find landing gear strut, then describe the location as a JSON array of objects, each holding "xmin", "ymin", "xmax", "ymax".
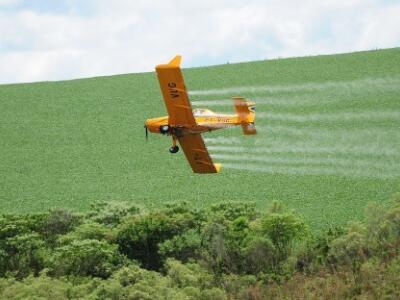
[{"xmin": 169, "ymin": 136, "xmax": 179, "ymax": 153}]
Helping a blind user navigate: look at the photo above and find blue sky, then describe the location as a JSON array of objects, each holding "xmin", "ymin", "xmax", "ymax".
[{"xmin": 0, "ymin": 0, "xmax": 399, "ymax": 84}]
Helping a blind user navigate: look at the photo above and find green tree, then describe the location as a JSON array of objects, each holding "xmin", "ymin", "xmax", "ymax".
[
  {"xmin": 89, "ymin": 201, "xmax": 141, "ymax": 226},
  {"xmin": 58, "ymin": 221, "xmax": 116, "ymax": 245},
  {"xmin": 243, "ymin": 236, "xmax": 276, "ymax": 274},
  {"xmin": 38, "ymin": 209, "xmax": 82, "ymax": 245},
  {"xmin": 51, "ymin": 239, "xmax": 124, "ymax": 278},
  {"xmin": 117, "ymin": 212, "xmax": 194, "ymax": 270},
  {"xmin": 209, "ymin": 201, "xmax": 258, "ymax": 221},
  {"xmin": 1, "ymin": 233, "xmax": 47, "ymax": 279},
  {"xmin": 260, "ymin": 209, "xmax": 308, "ymax": 270},
  {"xmin": 159, "ymin": 229, "xmax": 202, "ymax": 262},
  {"xmin": 328, "ymin": 223, "xmax": 368, "ymax": 284}
]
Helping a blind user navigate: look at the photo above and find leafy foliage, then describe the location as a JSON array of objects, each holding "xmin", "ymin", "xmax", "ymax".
[
  {"xmin": 260, "ymin": 210, "xmax": 309, "ymax": 267},
  {"xmin": 88, "ymin": 201, "xmax": 141, "ymax": 226},
  {"xmin": 0, "ymin": 197, "xmax": 400, "ymax": 299},
  {"xmin": 0, "ymin": 233, "xmax": 47, "ymax": 279},
  {"xmin": 50, "ymin": 239, "xmax": 124, "ymax": 278},
  {"xmin": 116, "ymin": 207, "xmax": 198, "ymax": 270}
]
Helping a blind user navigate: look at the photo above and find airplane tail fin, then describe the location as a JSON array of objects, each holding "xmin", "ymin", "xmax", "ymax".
[{"xmin": 233, "ymin": 97, "xmax": 257, "ymax": 135}]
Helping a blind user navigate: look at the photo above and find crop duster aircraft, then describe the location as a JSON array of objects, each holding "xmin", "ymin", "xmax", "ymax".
[{"xmin": 144, "ymin": 55, "xmax": 256, "ymax": 174}]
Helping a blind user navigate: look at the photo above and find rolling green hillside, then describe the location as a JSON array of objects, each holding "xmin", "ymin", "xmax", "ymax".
[{"xmin": 1, "ymin": 48, "xmax": 399, "ymax": 229}]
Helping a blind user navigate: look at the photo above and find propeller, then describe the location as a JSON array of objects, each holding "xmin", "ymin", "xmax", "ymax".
[{"xmin": 144, "ymin": 124, "xmax": 148, "ymax": 142}]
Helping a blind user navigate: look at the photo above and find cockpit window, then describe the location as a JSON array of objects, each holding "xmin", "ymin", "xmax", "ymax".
[
  {"xmin": 193, "ymin": 109, "xmax": 213, "ymax": 117},
  {"xmin": 193, "ymin": 109, "xmax": 203, "ymax": 116}
]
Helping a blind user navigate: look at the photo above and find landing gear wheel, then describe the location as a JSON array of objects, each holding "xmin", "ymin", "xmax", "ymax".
[{"xmin": 169, "ymin": 145, "xmax": 179, "ymax": 154}]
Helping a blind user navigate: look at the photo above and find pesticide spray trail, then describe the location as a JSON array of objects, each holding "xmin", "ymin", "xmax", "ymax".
[
  {"xmin": 208, "ymin": 126, "xmax": 400, "ymax": 147},
  {"xmin": 192, "ymin": 97, "xmax": 341, "ymax": 108},
  {"xmin": 192, "ymin": 86, "xmax": 399, "ymax": 108},
  {"xmin": 256, "ymin": 125, "xmax": 400, "ymax": 138},
  {"xmin": 204, "ymin": 137, "xmax": 242, "ymax": 145},
  {"xmin": 191, "ymin": 97, "xmax": 314, "ymax": 107},
  {"xmin": 194, "ymin": 75, "xmax": 400, "ymax": 179},
  {"xmin": 255, "ymin": 127, "xmax": 400, "ymax": 150},
  {"xmin": 207, "ymin": 135, "xmax": 400, "ymax": 178},
  {"xmin": 207, "ymin": 145, "xmax": 400, "ymax": 158},
  {"xmin": 256, "ymin": 110, "xmax": 400, "ymax": 122},
  {"xmin": 210, "ymin": 154, "xmax": 399, "ymax": 173},
  {"xmin": 189, "ymin": 76, "xmax": 400, "ymax": 97},
  {"xmin": 206, "ymin": 124, "xmax": 399, "ymax": 178},
  {"xmin": 221, "ymin": 163, "xmax": 398, "ymax": 179}
]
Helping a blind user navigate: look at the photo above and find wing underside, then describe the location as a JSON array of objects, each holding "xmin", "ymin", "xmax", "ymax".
[
  {"xmin": 178, "ymin": 134, "xmax": 221, "ymax": 173},
  {"xmin": 155, "ymin": 56, "xmax": 196, "ymax": 127},
  {"xmin": 155, "ymin": 55, "xmax": 221, "ymax": 174}
]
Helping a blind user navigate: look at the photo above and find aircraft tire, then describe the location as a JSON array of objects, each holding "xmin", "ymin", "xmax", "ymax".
[{"xmin": 169, "ymin": 146, "xmax": 179, "ymax": 154}]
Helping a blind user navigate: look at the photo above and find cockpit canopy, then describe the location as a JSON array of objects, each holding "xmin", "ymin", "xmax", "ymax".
[{"xmin": 192, "ymin": 108, "xmax": 214, "ymax": 117}]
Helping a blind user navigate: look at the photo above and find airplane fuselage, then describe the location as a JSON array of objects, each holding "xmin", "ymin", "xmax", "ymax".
[{"xmin": 145, "ymin": 111, "xmax": 244, "ymax": 136}]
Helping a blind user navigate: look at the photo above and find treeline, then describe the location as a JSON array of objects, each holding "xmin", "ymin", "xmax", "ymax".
[{"xmin": 0, "ymin": 194, "xmax": 399, "ymax": 299}]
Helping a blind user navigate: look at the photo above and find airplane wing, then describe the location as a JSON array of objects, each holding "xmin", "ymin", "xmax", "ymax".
[
  {"xmin": 155, "ymin": 55, "xmax": 196, "ymax": 126},
  {"xmin": 178, "ymin": 134, "xmax": 221, "ymax": 173},
  {"xmin": 156, "ymin": 55, "xmax": 221, "ymax": 174}
]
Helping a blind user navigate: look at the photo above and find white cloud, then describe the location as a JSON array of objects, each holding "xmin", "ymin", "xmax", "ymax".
[
  {"xmin": 0, "ymin": 0, "xmax": 20, "ymax": 5},
  {"xmin": 0, "ymin": 0, "xmax": 399, "ymax": 84}
]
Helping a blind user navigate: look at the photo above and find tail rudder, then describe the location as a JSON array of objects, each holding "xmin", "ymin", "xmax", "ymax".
[{"xmin": 233, "ymin": 97, "xmax": 256, "ymax": 135}]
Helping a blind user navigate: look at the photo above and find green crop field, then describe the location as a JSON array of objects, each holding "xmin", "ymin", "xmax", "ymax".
[{"xmin": 1, "ymin": 48, "xmax": 399, "ymax": 229}]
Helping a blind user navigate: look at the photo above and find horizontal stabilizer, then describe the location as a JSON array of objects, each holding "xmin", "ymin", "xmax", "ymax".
[{"xmin": 233, "ymin": 97, "xmax": 257, "ymax": 135}]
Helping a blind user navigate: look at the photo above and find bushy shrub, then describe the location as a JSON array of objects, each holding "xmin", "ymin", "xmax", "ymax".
[
  {"xmin": 221, "ymin": 273, "xmax": 259, "ymax": 300},
  {"xmin": 243, "ymin": 236, "xmax": 276, "ymax": 274},
  {"xmin": 116, "ymin": 210, "xmax": 196, "ymax": 270},
  {"xmin": 58, "ymin": 221, "xmax": 116, "ymax": 245},
  {"xmin": 328, "ymin": 223, "xmax": 369, "ymax": 285},
  {"xmin": 0, "ymin": 215, "xmax": 44, "ymax": 239},
  {"xmin": 98, "ymin": 264, "xmax": 225, "ymax": 300},
  {"xmin": 38, "ymin": 209, "xmax": 82, "ymax": 246},
  {"xmin": 364, "ymin": 199, "xmax": 400, "ymax": 261},
  {"xmin": 289, "ymin": 226, "xmax": 344, "ymax": 276},
  {"xmin": 261, "ymin": 212, "xmax": 308, "ymax": 259},
  {"xmin": 209, "ymin": 201, "xmax": 258, "ymax": 221},
  {"xmin": 50, "ymin": 239, "xmax": 125, "ymax": 278},
  {"xmin": 159, "ymin": 229, "xmax": 202, "ymax": 262},
  {"xmin": 89, "ymin": 201, "xmax": 141, "ymax": 226},
  {"xmin": 200, "ymin": 215, "xmax": 257, "ymax": 275},
  {"xmin": 0, "ymin": 233, "xmax": 47, "ymax": 279},
  {"xmin": 166, "ymin": 259, "xmax": 212, "ymax": 288}
]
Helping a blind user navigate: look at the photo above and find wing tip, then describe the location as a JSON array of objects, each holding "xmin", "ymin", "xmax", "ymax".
[
  {"xmin": 214, "ymin": 163, "xmax": 222, "ymax": 173},
  {"xmin": 156, "ymin": 55, "xmax": 182, "ymax": 69},
  {"xmin": 169, "ymin": 55, "xmax": 182, "ymax": 67}
]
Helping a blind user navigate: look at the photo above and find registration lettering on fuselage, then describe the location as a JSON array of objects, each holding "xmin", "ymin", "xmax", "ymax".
[{"xmin": 202, "ymin": 117, "xmax": 230, "ymax": 123}]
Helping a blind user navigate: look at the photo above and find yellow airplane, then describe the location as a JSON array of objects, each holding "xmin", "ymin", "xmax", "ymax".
[{"xmin": 144, "ymin": 55, "xmax": 256, "ymax": 173}]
